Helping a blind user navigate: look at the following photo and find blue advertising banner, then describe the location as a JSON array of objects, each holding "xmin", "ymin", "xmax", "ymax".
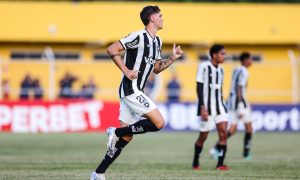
[{"xmin": 158, "ymin": 103, "xmax": 300, "ymax": 132}]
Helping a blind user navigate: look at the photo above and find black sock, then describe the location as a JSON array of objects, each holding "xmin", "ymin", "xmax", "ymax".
[
  {"xmin": 115, "ymin": 120, "xmax": 160, "ymax": 137},
  {"xmin": 192, "ymin": 144, "xmax": 202, "ymax": 167},
  {"xmin": 214, "ymin": 132, "xmax": 231, "ymax": 149},
  {"xmin": 95, "ymin": 138, "xmax": 129, "ymax": 173},
  {"xmin": 216, "ymin": 144, "xmax": 227, "ymax": 167},
  {"xmin": 243, "ymin": 132, "xmax": 252, "ymax": 157}
]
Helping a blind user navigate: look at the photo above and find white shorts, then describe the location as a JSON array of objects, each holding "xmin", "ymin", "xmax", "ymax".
[
  {"xmin": 229, "ymin": 106, "xmax": 252, "ymax": 125},
  {"xmin": 199, "ymin": 113, "xmax": 228, "ymax": 132},
  {"xmin": 119, "ymin": 91, "xmax": 157, "ymax": 125}
]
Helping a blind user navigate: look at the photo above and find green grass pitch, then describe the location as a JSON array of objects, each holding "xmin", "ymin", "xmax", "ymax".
[{"xmin": 0, "ymin": 132, "xmax": 299, "ymax": 179}]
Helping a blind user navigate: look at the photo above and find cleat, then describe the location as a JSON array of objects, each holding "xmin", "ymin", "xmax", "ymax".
[
  {"xmin": 90, "ymin": 171, "xmax": 106, "ymax": 180},
  {"xmin": 244, "ymin": 154, "xmax": 253, "ymax": 160},
  {"xmin": 216, "ymin": 165, "xmax": 230, "ymax": 171},
  {"xmin": 106, "ymin": 127, "xmax": 119, "ymax": 158},
  {"xmin": 192, "ymin": 165, "xmax": 201, "ymax": 170},
  {"xmin": 209, "ymin": 148, "xmax": 219, "ymax": 160}
]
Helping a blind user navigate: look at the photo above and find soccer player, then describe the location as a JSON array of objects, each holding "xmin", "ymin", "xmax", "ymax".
[
  {"xmin": 210, "ymin": 52, "xmax": 253, "ymax": 159},
  {"xmin": 192, "ymin": 44, "xmax": 230, "ymax": 171},
  {"xmin": 90, "ymin": 5, "xmax": 183, "ymax": 180}
]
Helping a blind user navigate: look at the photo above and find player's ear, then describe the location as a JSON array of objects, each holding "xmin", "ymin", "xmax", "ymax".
[
  {"xmin": 150, "ymin": 14, "xmax": 155, "ymax": 23},
  {"xmin": 212, "ymin": 53, "xmax": 216, "ymax": 59}
]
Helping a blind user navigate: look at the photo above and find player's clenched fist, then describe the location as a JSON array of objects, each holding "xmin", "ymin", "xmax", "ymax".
[{"xmin": 125, "ymin": 69, "xmax": 139, "ymax": 80}]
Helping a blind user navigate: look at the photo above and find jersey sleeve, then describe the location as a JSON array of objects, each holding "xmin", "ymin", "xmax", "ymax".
[
  {"xmin": 238, "ymin": 70, "xmax": 248, "ymax": 87},
  {"xmin": 119, "ymin": 32, "xmax": 140, "ymax": 50},
  {"xmin": 196, "ymin": 63, "xmax": 206, "ymax": 83}
]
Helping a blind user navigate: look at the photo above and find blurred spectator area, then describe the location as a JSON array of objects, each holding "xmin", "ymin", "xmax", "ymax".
[
  {"xmin": 0, "ymin": 2, "xmax": 299, "ymax": 103},
  {"xmin": 0, "ymin": 44, "xmax": 299, "ymax": 103}
]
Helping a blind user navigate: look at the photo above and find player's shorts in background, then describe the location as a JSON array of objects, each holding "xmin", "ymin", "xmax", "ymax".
[
  {"xmin": 199, "ymin": 113, "xmax": 228, "ymax": 132},
  {"xmin": 229, "ymin": 106, "xmax": 252, "ymax": 125},
  {"xmin": 119, "ymin": 91, "xmax": 157, "ymax": 125}
]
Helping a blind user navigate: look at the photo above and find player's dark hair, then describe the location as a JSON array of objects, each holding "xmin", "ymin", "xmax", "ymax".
[
  {"xmin": 240, "ymin": 52, "xmax": 251, "ymax": 63},
  {"xmin": 209, "ymin": 44, "xmax": 225, "ymax": 59},
  {"xmin": 140, "ymin": 6, "xmax": 160, "ymax": 26}
]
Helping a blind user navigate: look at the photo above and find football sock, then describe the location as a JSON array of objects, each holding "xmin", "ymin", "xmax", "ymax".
[
  {"xmin": 192, "ymin": 144, "xmax": 203, "ymax": 167},
  {"xmin": 216, "ymin": 144, "xmax": 227, "ymax": 167},
  {"xmin": 95, "ymin": 138, "xmax": 128, "ymax": 173},
  {"xmin": 115, "ymin": 120, "xmax": 160, "ymax": 137},
  {"xmin": 243, "ymin": 132, "xmax": 252, "ymax": 157}
]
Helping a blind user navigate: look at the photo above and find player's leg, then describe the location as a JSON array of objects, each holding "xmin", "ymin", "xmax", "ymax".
[
  {"xmin": 210, "ymin": 123, "xmax": 236, "ymax": 160},
  {"xmin": 210, "ymin": 112, "xmax": 236, "ymax": 160},
  {"xmin": 243, "ymin": 122, "xmax": 253, "ymax": 158},
  {"xmin": 242, "ymin": 106, "xmax": 253, "ymax": 159},
  {"xmin": 192, "ymin": 116, "xmax": 214, "ymax": 170},
  {"xmin": 215, "ymin": 116, "xmax": 230, "ymax": 170},
  {"xmin": 113, "ymin": 108, "xmax": 164, "ymax": 137},
  {"xmin": 91, "ymin": 121, "xmax": 132, "ymax": 180},
  {"xmin": 192, "ymin": 131, "xmax": 209, "ymax": 170},
  {"xmin": 91, "ymin": 99, "xmax": 137, "ymax": 180}
]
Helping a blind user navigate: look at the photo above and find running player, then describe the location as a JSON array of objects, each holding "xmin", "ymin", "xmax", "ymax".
[{"xmin": 90, "ymin": 5, "xmax": 183, "ymax": 180}]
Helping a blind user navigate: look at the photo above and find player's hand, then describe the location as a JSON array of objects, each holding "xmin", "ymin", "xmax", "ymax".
[
  {"xmin": 124, "ymin": 69, "xmax": 139, "ymax": 80},
  {"xmin": 237, "ymin": 102, "xmax": 245, "ymax": 119},
  {"xmin": 171, "ymin": 43, "xmax": 183, "ymax": 60},
  {"xmin": 238, "ymin": 114, "xmax": 244, "ymax": 119},
  {"xmin": 201, "ymin": 107, "xmax": 209, "ymax": 122}
]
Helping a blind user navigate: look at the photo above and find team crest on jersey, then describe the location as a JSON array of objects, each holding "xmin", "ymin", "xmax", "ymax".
[
  {"xmin": 125, "ymin": 36, "xmax": 140, "ymax": 49},
  {"xmin": 144, "ymin": 56, "xmax": 156, "ymax": 65},
  {"xmin": 210, "ymin": 83, "xmax": 221, "ymax": 89}
]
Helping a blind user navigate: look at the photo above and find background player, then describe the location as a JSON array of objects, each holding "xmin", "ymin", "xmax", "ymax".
[
  {"xmin": 210, "ymin": 52, "xmax": 253, "ymax": 160},
  {"xmin": 192, "ymin": 44, "xmax": 230, "ymax": 171}
]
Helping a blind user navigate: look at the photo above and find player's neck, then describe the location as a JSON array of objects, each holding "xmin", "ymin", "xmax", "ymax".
[
  {"xmin": 242, "ymin": 64, "xmax": 249, "ymax": 68},
  {"xmin": 145, "ymin": 26, "xmax": 158, "ymax": 39},
  {"xmin": 211, "ymin": 59, "xmax": 219, "ymax": 67}
]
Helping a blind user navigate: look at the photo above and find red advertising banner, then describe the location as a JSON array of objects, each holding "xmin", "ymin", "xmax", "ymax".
[{"xmin": 0, "ymin": 100, "xmax": 120, "ymax": 133}]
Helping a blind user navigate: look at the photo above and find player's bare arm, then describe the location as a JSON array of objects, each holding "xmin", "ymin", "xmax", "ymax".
[
  {"xmin": 107, "ymin": 41, "xmax": 139, "ymax": 80},
  {"xmin": 153, "ymin": 43, "xmax": 183, "ymax": 74}
]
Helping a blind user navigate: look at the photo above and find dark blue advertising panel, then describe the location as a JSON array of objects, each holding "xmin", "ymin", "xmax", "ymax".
[{"xmin": 159, "ymin": 103, "xmax": 300, "ymax": 132}]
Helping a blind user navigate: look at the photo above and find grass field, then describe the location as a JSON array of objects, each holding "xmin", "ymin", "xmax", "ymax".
[{"xmin": 0, "ymin": 132, "xmax": 299, "ymax": 180}]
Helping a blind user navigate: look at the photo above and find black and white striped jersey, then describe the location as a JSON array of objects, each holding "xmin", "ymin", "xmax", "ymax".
[
  {"xmin": 227, "ymin": 66, "xmax": 249, "ymax": 111},
  {"xmin": 196, "ymin": 61, "xmax": 227, "ymax": 116},
  {"xmin": 118, "ymin": 29, "xmax": 162, "ymax": 98}
]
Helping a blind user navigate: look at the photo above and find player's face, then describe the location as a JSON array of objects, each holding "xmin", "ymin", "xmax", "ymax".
[
  {"xmin": 245, "ymin": 58, "xmax": 252, "ymax": 67},
  {"xmin": 216, "ymin": 49, "xmax": 226, "ymax": 64},
  {"xmin": 152, "ymin": 12, "xmax": 163, "ymax": 30}
]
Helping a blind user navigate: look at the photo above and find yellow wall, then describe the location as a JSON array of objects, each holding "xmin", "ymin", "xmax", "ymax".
[{"xmin": 0, "ymin": 2, "xmax": 300, "ymax": 44}]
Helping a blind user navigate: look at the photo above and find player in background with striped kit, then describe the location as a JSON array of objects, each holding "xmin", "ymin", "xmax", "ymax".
[
  {"xmin": 192, "ymin": 44, "xmax": 230, "ymax": 171},
  {"xmin": 210, "ymin": 52, "xmax": 253, "ymax": 160}
]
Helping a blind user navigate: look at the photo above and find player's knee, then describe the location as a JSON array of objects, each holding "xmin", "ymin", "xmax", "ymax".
[
  {"xmin": 155, "ymin": 119, "xmax": 165, "ymax": 130},
  {"xmin": 123, "ymin": 135, "xmax": 133, "ymax": 142},
  {"xmin": 199, "ymin": 133, "xmax": 208, "ymax": 142},
  {"xmin": 246, "ymin": 126, "xmax": 253, "ymax": 133},
  {"xmin": 219, "ymin": 131, "xmax": 227, "ymax": 140},
  {"xmin": 200, "ymin": 136, "xmax": 207, "ymax": 142}
]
